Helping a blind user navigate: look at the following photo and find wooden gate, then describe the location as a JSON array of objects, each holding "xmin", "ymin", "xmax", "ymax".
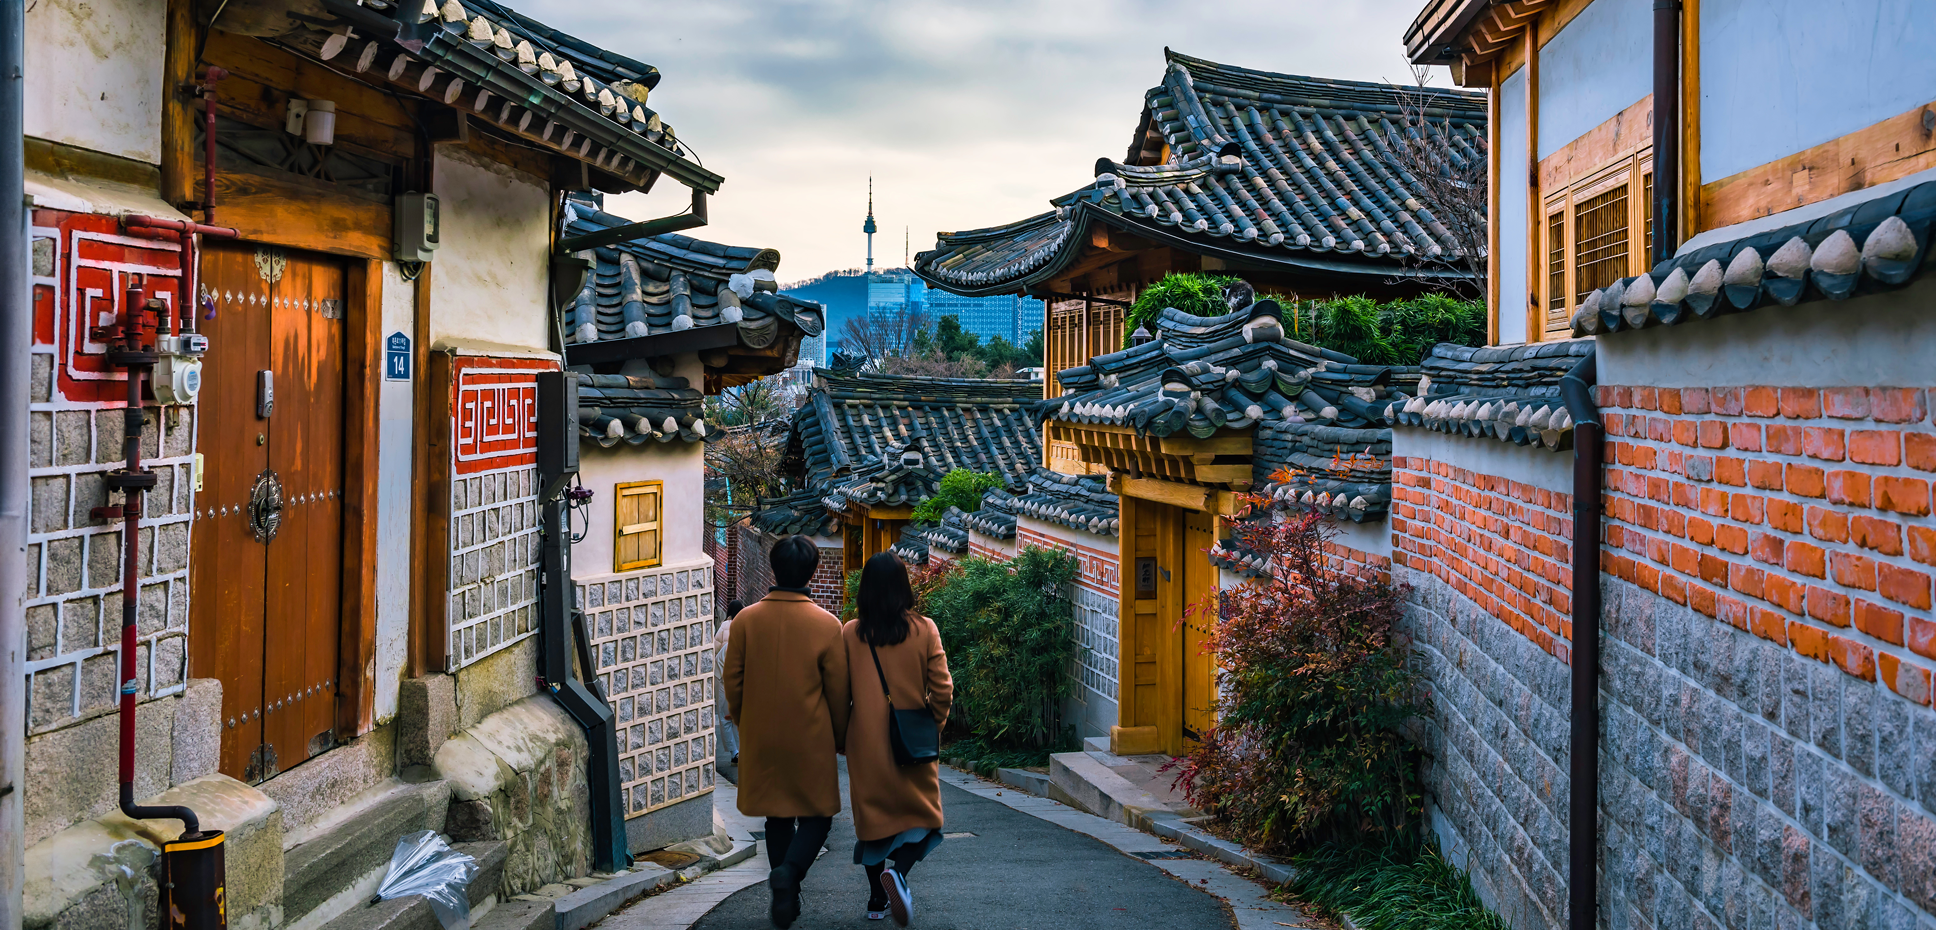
[
  {"xmin": 1118, "ymin": 497, "xmax": 1217, "ymax": 757},
  {"xmin": 190, "ymin": 242, "xmax": 346, "ymax": 782}
]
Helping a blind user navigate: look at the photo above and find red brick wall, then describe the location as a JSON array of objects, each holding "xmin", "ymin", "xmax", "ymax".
[
  {"xmin": 1390, "ymin": 456, "xmax": 1577, "ymax": 662},
  {"xmin": 733, "ymin": 524, "xmax": 844, "ymax": 616},
  {"xmin": 1598, "ymin": 384, "xmax": 1934, "ymax": 706}
]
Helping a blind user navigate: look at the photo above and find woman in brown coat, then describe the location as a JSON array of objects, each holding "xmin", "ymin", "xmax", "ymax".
[{"xmin": 842, "ymin": 552, "xmax": 953, "ymax": 925}]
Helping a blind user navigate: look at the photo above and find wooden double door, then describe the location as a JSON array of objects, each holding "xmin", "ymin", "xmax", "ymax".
[
  {"xmin": 1120, "ymin": 498, "xmax": 1216, "ymax": 757},
  {"xmin": 189, "ymin": 242, "xmax": 346, "ymax": 783}
]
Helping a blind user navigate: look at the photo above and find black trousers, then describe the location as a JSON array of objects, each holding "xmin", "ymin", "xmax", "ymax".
[{"xmin": 765, "ymin": 816, "xmax": 833, "ymax": 880}]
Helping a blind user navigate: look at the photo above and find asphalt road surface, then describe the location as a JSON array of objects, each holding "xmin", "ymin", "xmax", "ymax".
[{"xmin": 690, "ymin": 775, "xmax": 1236, "ymax": 930}]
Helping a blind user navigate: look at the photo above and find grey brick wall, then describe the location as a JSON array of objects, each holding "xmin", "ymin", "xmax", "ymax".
[
  {"xmin": 446, "ymin": 465, "xmax": 541, "ymax": 668},
  {"xmin": 1405, "ymin": 567, "xmax": 1936, "ymax": 930},
  {"xmin": 1404, "ymin": 566, "xmax": 1570, "ymax": 930}
]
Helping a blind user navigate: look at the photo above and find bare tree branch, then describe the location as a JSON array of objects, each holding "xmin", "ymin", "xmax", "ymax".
[{"xmin": 1378, "ymin": 65, "xmax": 1490, "ymax": 296}]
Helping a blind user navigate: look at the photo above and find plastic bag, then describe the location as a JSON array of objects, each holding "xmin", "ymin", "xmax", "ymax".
[{"xmin": 374, "ymin": 831, "xmax": 479, "ymax": 930}]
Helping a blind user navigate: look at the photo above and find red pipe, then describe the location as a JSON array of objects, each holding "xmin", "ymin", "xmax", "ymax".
[
  {"xmin": 199, "ymin": 67, "xmax": 226, "ymax": 225},
  {"xmin": 109, "ymin": 276, "xmax": 201, "ymax": 837},
  {"xmin": 122, "ymin": 216, "xmax": 235, "ymax": 332}
]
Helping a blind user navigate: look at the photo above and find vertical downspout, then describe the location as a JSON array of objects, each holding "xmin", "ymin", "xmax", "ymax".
[
  {"xmin": 1652, "ymin": 0, "xmax": 1682, "ymax": 266},
  {"xmin": 1, "ymin": 1, "xmax": 29, "ymax": 923},
  {"xmin": 1560, "ymin": 350, "xmax": 1601, "ymax": 930}
]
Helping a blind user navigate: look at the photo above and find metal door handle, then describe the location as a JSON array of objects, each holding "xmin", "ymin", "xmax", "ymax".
[{"xmin": 257, "ymin": 369, "xmax": 274, "ymax": 418}]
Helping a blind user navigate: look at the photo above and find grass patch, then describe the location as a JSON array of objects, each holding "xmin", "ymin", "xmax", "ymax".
[{"xmin": 1283, "ymin": 839, "xmax": 1506, "ymax": 930}]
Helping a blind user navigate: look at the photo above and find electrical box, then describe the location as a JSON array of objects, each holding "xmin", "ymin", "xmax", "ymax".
[
  {"xmin": 394, "ymin": 193, "xmax": 440, "ymax": 262},
  {"xmin": 537, "ymin": 369, "xmax": 578, "ymax": 503}
]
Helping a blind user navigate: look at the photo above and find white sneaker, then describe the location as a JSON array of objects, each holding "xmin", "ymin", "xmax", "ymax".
[{"xmin": 881, "ymin": 869, "xmax": 913, "ymax": 926}]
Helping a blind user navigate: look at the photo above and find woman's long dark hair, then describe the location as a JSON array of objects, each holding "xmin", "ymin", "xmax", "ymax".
[{"xmin": 855, "ymin": 551, "xmax": 917, "ymax": 646}]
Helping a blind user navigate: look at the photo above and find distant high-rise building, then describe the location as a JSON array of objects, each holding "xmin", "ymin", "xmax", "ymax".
[
  {"xmin": 778, "ymin": 183, "xmax": 1041, "ymax": 363},
  {"xmin": 924, "ymin": 289, "xmax": 1045, "ymax": 347}
]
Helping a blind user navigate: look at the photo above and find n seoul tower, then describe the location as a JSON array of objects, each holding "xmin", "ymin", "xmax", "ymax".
[{"xmin": 863, "ymin": 177, "xmax": 878, "ymax": 272}]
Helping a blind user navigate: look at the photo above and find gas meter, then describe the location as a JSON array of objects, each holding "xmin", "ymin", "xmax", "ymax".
[{"xmin": 153, "ymin": 333, "xmax": 208, "ymax": 405}]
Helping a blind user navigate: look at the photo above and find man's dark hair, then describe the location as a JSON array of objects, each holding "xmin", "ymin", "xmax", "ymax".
[{"xmin": 770, "ymin": 535, "xmax": 819, "ymax": 589}]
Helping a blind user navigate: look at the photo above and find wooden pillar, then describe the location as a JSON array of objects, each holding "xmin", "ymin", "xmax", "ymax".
[
  {"xmin": 338, "ymin": 260, "xmax": 383, "ymax": 735},
  {"xmin": 1486, "ymin": 62, "xmax": 1502, "ymax": 345},
  {"xmin": 1523, "ymin": 22, "xmax": 1541, "ymax": 344},
  {"xmin": 160, "ymin": 0, "xmax": 196, "ymax": 212},
  {"xmin": 1681, "ymin": 0, "xmax": 1702, "ymax": 239}
]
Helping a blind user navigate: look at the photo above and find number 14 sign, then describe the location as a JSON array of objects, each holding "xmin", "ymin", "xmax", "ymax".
[{"xmin": 386, "ymin": 332, "xmax": 411, "ymax": 382}]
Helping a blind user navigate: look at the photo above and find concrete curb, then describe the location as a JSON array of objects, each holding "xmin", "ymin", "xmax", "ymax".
[{"xmin": 553, "ymin": 865, "xmax": 678, "ymax": 930}]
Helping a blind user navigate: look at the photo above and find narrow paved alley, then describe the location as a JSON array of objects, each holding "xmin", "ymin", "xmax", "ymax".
[{"xmin": 689, "ymin": 780, "xmax": 1234, "ymax": 930}]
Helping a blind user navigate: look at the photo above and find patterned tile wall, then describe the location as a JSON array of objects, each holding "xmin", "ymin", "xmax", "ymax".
[
  {"xmin": 447, "ymin": 465, "xmax": 542, "ymax": 668},
  {"xmin": 1072, "ymin": 584, "xmax": 1119, "ymax": 703},
  {"xmin": 579, "ymin": 557, "xmax": 716, "ymax": 818}
]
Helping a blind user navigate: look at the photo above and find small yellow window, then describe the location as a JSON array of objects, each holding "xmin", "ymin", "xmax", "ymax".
[{"xmin": 615, "ymin": 481, "xmax": 663, "ymax": 572}]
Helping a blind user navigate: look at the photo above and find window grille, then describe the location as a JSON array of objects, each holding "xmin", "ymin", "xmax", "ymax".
[
  {"xmin": 1573, "ymin": 185, "xmax": 1631, "ymax": 305},
  {"xmin": 1547, "ymin": 210, "xmax": 1568, "ymax": 323}
]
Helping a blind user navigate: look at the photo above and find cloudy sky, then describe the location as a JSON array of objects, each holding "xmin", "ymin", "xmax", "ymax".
[{"xmin": 520, "ymin": 0, "xmax": 1440, "ymax": 283}]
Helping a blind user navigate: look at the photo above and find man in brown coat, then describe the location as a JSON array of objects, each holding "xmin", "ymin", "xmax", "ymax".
[{"xmin": 721, "ymin": 535, "xmax": 851, "ymax": 928}]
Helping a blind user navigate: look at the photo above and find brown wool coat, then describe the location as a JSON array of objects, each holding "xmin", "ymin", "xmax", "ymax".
[
  {"xmin": 722, "ymin": 591, "xmax": 852, "ymax": 818},
  {"xmin": 841, "ymin": 616, "xmax": 953, "ymax": 842}
]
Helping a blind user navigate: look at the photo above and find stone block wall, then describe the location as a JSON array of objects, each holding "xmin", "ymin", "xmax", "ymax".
[
  {"xmin": 1394, "ymin": 376, "xmax": 1936, "ymax": 929},
  {"xmin": 435, "ymin": 696, "xmax": 593, "ymax": 894}
]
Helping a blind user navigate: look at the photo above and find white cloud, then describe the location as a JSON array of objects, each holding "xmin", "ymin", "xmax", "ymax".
[{"xmin": 515, "ymin": 0, "xmax": 1438, "ymax": 280}]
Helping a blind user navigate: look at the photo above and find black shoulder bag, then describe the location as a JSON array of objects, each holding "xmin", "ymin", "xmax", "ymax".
[{"xmin": 868, "ymin": 639, "xmax": 940, "ymax": 766}]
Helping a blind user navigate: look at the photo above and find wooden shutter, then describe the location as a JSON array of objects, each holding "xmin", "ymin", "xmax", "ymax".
[
  {"xmin": 615, "ymin": 481, "xmax": 663, "ymax": 572},
  {"xmin": 1546, "ymin": 210, "xmax": 1568, "ymax": 331}
]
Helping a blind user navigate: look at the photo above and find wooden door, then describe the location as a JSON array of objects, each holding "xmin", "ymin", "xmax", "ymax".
[
  {"xmin": 190, "ymin": 242, "xmax": 346, "ymax": 782},
  {"xmin": 1181, "ymin": 509, "xmax": 1217, "ymax": 748}
]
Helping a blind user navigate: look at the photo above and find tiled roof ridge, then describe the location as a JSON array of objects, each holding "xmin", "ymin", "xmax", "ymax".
[
  {"xmin": 573, "ymin": 370, "xmax": 714, "ymax": 447},
  {"xmin": 309, "ymin": 0, "xmax": 715, "ymax": 191},
  {"xmin": 1570, "ymin": 180, "xmax": 1934, "ymax": 338},
  {"xmin": 561, "ymin": 200, "xmax": 824, "ymax": 348},
  {"xmin": 914, "ymin": 52, "xmax": 1487, "ymax": 295},
  {"xmin": 1161, "ymin": 49, "xmax": 1485, "ymax": 118},
  {"xmin": 1388, "ymin": 339, "xmax": 1595, "ymax": 452}
]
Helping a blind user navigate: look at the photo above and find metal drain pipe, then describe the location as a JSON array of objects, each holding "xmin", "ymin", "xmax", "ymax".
[
  {"xmin": 1559, "ymin": 348, "xmax": 1601, "ymax": 930},
  {"xmin": 100, "ymin": 278, "xmax": 225, "ymax": 929},
  {"xmin": 2, "ymin": 1, "xmax": 31, "ymax": 921}
]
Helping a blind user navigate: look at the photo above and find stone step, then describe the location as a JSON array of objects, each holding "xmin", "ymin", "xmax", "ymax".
[
  {"xmin": 1047, "ymin": 751, "xmax": 1189, "ymax": 830},
  {"xmin": 473, "ymin": 898, "xmax": 555, "ymax": 930},
  {"xmin": 996, "ymin": 767, "xmax": 1051, "ymax": 795},
  {"xmin": 283, "ymin": 779, "xmax": 453, "ymax": 930},
  {"xmin": 314, "ymin": 841, "xmax": 506, "ymax": 930}
]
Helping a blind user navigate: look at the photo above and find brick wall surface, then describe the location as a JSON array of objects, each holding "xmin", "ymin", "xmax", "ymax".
[
  {"xmin": 733, "ymin": 524, "xmax": 843, "ymax": 616},
  {"xmin": 1394, "ymin": 381, "xmax": 1936, "ymax": 930}
]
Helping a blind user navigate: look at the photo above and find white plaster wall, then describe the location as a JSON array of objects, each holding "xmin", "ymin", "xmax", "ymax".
[
  {"xmin": 373, "ymin": 263, "xmax": 416, "ymax": 723},
  {"xmin": 1536, "ymin": 0, "xmax": 1652, "ymax": 160},
  {"xmin": 1596, "ymin": 276, "xmax": 1936, "ymax": 388},
  {"xmin": 1392, "ymin": 427, "xmax": 1574, "ymax": 496},
  {"xmin": 25, "ymin": 0, "xmax": 164, "ymax": 164},
  {"xmin": 1330, "ymin": 516, "xmax": 1393, "ymax": 560},
  {"xmin": 1702, "ymin": 0, "xmax": 1936, "ymax": 181},
  {"xmin": 429, "ymin": 147, "xmax": 552, "ymax": 354},
  {"xmin": 1496, "ymin": 68, "xmax": 1530, "ymax": 346},
  {"xmin": 572, "ymin": 355, "xmax": 708, "ymax": 582},
  {"xmin": 1016, "ymin": 516, "xmax": 1118, "ymax": 558}
]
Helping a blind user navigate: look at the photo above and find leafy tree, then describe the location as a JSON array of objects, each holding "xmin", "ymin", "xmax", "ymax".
[
  {"xmin": 911, "ymin": 468, "xmax": 1003, "ymax": 524},
  {"xmin": 1122, "ymin": 272, "xmax": 1240, "ymax": 346},
  {"xmin": 1021, "ymin": 328, "xmax": 1043, "ymax": 365}
]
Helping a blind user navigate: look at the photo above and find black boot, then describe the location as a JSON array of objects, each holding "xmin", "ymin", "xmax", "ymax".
[{"xmin": 769, "ymin": 863, "xmax": 800, "ymax": 928}]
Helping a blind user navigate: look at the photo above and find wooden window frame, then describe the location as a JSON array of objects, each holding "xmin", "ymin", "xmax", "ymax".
[
  {"xmin": 1539, "ymin": 150, "xmax": 1654, "ymax": 339},
  {"xmin": 615, "ymin": 480, "xmax": 665, "ymax": 572}
]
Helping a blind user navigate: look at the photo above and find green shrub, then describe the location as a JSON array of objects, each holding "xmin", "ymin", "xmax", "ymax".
[
  {"xmin": 1287, "ymin": 293, "xmax": 1485, "ymax": 365},
  {"xmin": 919, "ymin": 547, "xmax": 1079, "ymax": 753},
  {"xmin": 1123, "ymin": 272, "xmax": 1240, "ymax": 347},
  {"xmin": 911, "ymin": 468, "xmax": 1004, "ymax": 524},
  {"xmin": 1170, "ymin": 510, "xmax": 1421, "ymax": 854}
]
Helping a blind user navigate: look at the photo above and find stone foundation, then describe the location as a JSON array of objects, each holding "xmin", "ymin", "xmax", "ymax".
[{"xmin": 434, "ymin": 695, "xmax": 595, "ymax": 895}]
